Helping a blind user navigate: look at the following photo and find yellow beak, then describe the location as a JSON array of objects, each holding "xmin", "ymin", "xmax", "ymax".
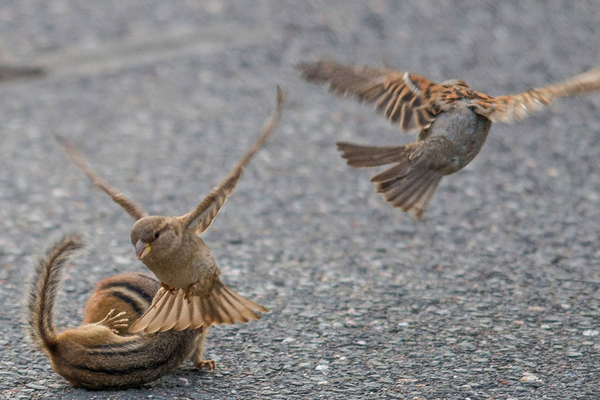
[{"xmin": 134, "ymin": 239, "xmax": 152, "ymax": 260}]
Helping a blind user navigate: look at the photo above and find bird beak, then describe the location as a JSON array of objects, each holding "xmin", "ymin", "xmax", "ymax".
[{"xmin": 134, "ymin": 239, "xmax": 152, "ymax": 259}]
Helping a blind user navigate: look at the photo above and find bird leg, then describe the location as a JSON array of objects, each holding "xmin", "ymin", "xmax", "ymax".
[
  {"xmin": 160, "ymin": 282, "xmax": 177, "ymax": 293},
  {"xmin": 195, "ymin": 360, "xmax": 217, "ymax": 371},
  {"xmin": 184, "ymin": 282, "xmax": 200, "ymax": 302},
  {"xmin": 191, "ymin": 326, "xmax": 216, "ymax": 371}
]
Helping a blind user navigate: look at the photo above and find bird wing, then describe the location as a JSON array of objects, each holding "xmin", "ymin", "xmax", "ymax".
[
  {"xmin": 469, "ymin": 66, "xmax": 600, "ymax": 124},
  {"xmin": 298, "ymin": 59, "xmax": 447, "ymax": 133},
  {"xmin": 178, "ymin": 85, "xmax": 284, "ymax": 234},
  {"xmin": 57, "ymin": 136, "xmax": 147, "ymax": 221},
  {"xmin": 129, "ymin": 279, "xmax": 269, "ymax": 333}
]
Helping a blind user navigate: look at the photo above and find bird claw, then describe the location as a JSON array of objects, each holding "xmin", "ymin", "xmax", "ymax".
[
  {"xmin": 161, "ymin": 283, "xmax": 177, "ymax": 293},
  {"xmin": 195, "ymin": 359, "xmax": 217, "ymax": 372},
  {"xmin": 184, "ymin": 282, "xmax": 199, "ymax": 302}
]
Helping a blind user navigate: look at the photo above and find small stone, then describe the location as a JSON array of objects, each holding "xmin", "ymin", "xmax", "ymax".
[
  {"xmin": 397, "ymin": 378, "xmax": 418, "ymax": 383},
  {"xmin": 520, "ymin": 372, "xmax": 540, "ymax": 383},
  {"xmin": 25, "ymin": 383, "xmax": 46, "ymax": 390},
  {"xmin": 47, "ymin": 384, "xmax": 63, "ymax": 389},
  {"xmin": 547, "ymin": 167, "xmax": 559, "ymax": 177},
  {"xmin": 527, "ymin": 306, "xmax": 545, "ymax": 312},
  {"xmin": 582, "ymin": 330, "xmax": 599, "ymax": 337}
]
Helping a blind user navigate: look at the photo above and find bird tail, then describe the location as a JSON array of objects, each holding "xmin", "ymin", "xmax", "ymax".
[
  {"xmin": 27, "ymin": 235, "xmax": 84, "ymax": 352},
  {"xmin": 337, "ymin": 141, "xmax": 440, "ymax": 218},
  {"xmin": 129, "ymin": 280, "xmax": 268, "ymax": 334},
  {"xmin": 337, "ymin": 141, "xmax": 418, "ymax": 168},
  {"xmin": 373, "ymin": 166, "xmax": 443, "ymax": 220}
]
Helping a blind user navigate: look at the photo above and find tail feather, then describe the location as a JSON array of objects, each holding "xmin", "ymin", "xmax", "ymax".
[
  {"xmin": 158, "ymin": 290, "xmax": 183, "ymax": 332},
  {"xmin": 28, "ymin": 235, "xmax": 84, "ymax": 352},
  {"xmin": 375, "ymin": 167, "xmax": 443, "ymax": 219},
  {"xmin": 172, "ymin": 294, "xmax": 193, "ymax": 331},
  {"xmin": 191, "ymin": 297, "xmax": 203, "ymax": 330},
  {"xmin": 371, "ymin": 162, "xmax": 412, "ymax": 183},
  {"xmin": 337, "ymin": 142, "xmax": 415, "ymax": 168},
  {"xmin": 130, "ymin": 280, "xmax": 268, "ymax": 333}
]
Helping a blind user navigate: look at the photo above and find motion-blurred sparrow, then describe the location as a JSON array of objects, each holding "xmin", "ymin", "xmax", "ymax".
[{"xmin": 299, "ymin": 60, "xmax": 600, "ymax": 218}]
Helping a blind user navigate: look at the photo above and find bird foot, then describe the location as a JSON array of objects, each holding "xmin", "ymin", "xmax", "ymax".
[
  {"xmin": 195, "ymin": 359, "xmax": 216, "ymax": 372},
  {"xmin": 184, "ymin": 282, "xmax": 200, "ymax": 302},
  {"xmin": 160, "ymin": 282, "xmax": 177, "ymax": 293}
]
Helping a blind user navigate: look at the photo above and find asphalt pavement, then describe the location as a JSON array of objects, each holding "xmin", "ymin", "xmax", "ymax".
[{"xmin": 1, "ymin": 1, "xmax": 600, "ymax": 399}]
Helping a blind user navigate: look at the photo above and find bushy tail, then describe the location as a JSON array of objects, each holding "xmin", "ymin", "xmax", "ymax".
[{"xmin": 28, "ymin": 235, "xmax": 84, "ymax": 352}]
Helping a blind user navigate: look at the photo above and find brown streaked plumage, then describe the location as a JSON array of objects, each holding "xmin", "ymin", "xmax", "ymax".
[
  {"xmin": 299, "ymin": 59, "xmax": 600, "ymax": 218},
  {"xmin": 27, "ymin": 235, "xmax": 212, "ymax": 390},
  {"xmin": 59, "ymin": 86, "xmax": 283, "ymax": 333}
]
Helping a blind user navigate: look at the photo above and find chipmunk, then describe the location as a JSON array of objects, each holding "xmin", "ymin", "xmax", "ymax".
[{"xmin": 27, "ymin": 234, "xmax": 215, "ymax": 390}]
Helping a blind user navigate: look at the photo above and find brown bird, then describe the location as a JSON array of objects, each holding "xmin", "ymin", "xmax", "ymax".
[
  {"xmin": 299, "ymin": 59, "xmax": 600, "ymax": 218},
  {"xmin": 58, "ymin": 86, "xmax": 283, "ymax": 333}
]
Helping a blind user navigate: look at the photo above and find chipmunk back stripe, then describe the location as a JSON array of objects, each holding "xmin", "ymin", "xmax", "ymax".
[
  {"xmin": 87, "ymin": 346, "xmax": 147, "ymax": 357},
  {"xmin": 70, "ymin": 346, "xmax": 179, "ymax": 375},
  {"xmin": 99, "ymin": 280, "xmax": 154, "ymax": 304},
  {"xmin": 86, "ymin": 337, "xmax": 143, "ymax": 351},
  {"xmin": 109, "ymin": 289, "xmax": 146, "ymax": 316}
]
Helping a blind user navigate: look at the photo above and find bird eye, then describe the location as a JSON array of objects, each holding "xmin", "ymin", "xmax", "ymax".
[{"xmin": 154, "ymin": 231, "xmax": 160, "ymax": 239}]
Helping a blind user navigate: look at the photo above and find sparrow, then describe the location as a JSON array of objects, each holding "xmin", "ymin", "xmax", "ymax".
[
  {"xmin": 58, "ymin": 85, "xmax": 283, "ymax": 333},
  {"xmin": 298, "ymin": 59, "xmax": 600, "ymax": 218}
]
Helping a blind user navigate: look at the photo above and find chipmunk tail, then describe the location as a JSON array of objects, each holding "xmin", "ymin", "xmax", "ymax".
[
  {"xmin": 130, "ymin": 280, "xmax": 268, "ymax": 334},
  {"xmin": 28, "ymin": 235, "xmax": 84, "ymax": 352}
]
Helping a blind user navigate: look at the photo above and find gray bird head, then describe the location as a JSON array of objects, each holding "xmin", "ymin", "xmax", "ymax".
[{"xmin": 130, "ymin": 216, "xmax": 185, "ymax": 261}]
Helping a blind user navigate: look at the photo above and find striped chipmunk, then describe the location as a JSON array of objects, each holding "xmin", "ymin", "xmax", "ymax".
[{"xmin": 27, "ymin": 234, "xmax": 215, "ymax": 390}]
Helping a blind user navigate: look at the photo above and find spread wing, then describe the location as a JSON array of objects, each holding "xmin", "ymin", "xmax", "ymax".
[
  {"xmin": 57, "ymin": 136, "xmax": 147, "ymax": 221},
  {"xmin": 469, "ymin": 66, "xmax": 600, "ymax": 124},
  {"xmin": 298, "ymin": 59, "xmax": 448, "ymax": 133},
  {"xmin": 178, "ymin": 85, "xmax": 284, "ymax": 234}
]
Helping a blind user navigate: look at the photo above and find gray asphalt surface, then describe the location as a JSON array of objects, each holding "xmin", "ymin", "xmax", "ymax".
[{"xmin": 1, "ymin": 1, "xmax": 600, "ymax": 399}]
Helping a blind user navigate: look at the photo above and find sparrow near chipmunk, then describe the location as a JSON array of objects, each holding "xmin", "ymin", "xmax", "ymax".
[
  {"xmin": 58, "ymin": 86, "xmax": 283, "ymax": 333},
  {"xmin": 299, "ymin": 59, "xmax": 600, "ymax": 218},
  {"xmin": 28, "ymin": 234, "xmax": 214, "ymax": 389}
]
